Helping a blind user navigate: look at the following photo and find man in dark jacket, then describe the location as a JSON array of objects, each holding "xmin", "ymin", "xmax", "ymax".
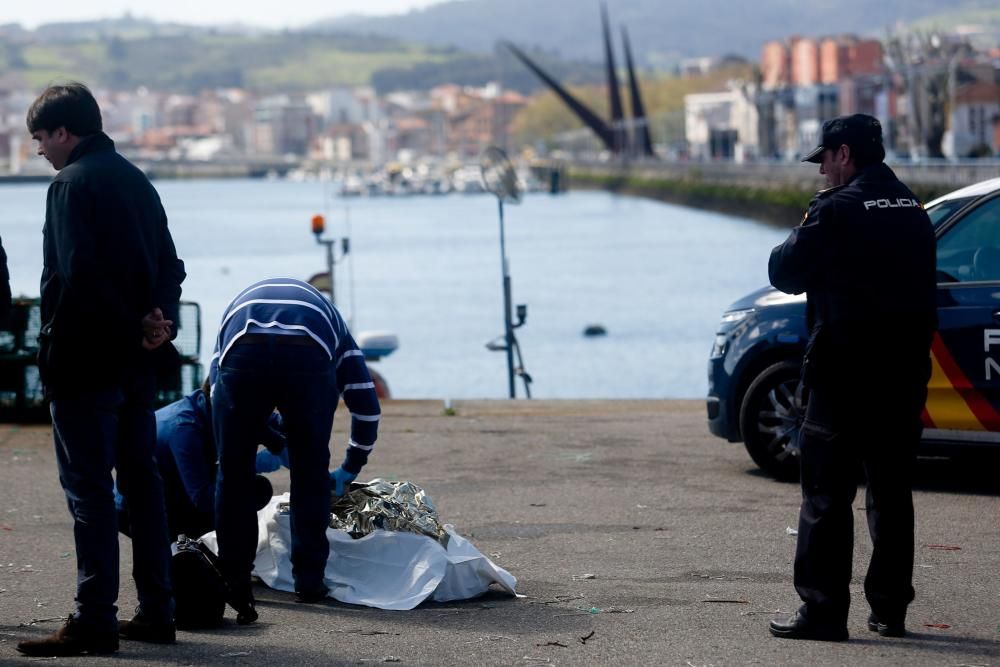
[
  {"xmin": 767, "ymin": 114, "xmax": 936, "ymax": 642},
  {"xmin": 0, "ymin": 236, "xmax": 10, "ymax": 327},
  {"xmin": 17, "ymin": 83, "xmax": 186, "ymax": 658}
]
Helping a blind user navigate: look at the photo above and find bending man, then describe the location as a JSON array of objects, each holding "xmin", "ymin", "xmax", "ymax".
[{"xmin": 211, "ymin": 278, "xmax": 380, "ymax": 624}]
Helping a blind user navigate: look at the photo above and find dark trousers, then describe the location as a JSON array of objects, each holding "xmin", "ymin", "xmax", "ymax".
[
  {"xmin": 50, "ymin": 372, "xmax": 173, "ymax": 631},
  {"xmin": 793, "ymin": 379, "xmax": 925, "ymax": 625},
  {"xmin": 117, "ymin": 484, "xmax": 214, "ymax": 543},
  {"xmin": 213, "ymin": 341, "xmax": 335, "ymax": 597}
]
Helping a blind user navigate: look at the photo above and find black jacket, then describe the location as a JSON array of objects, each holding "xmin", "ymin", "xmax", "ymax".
[
  {"xmin": 39, "ymin": 132, "xmax": 186, "ymax": 394},
  {"xmin": 0, "ymin": 236, "xmax": 9, "ymax": 328},
  {"xmin": 768, "ymin": 162, "xmax": 936, "ymax": 386}
]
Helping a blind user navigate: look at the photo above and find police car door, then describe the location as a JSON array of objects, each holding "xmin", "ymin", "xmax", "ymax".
[{"xmin": 925, "ymin": 192, "xmax": 1000, "ymax": 448}]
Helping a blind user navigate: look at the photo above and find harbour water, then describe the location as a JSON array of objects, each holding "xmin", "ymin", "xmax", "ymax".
[{"xmin": 0, "ymin": 179, "xmax": 789, "ymax": 399}]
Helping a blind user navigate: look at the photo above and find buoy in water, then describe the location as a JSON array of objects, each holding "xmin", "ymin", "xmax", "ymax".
[{"xmin": 583, "ymin": 324, "xmax": 607, "ymax": 337}]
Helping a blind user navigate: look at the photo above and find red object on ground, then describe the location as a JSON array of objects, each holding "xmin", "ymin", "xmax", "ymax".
[{"xmin": 923, "ymin": 623, "xmax": 951, "ymax": 629}]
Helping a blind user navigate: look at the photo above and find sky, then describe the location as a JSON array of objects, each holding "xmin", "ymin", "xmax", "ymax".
[{"xmin": 0, "ymin": 0, "xmax": 454, "ymax": 29}]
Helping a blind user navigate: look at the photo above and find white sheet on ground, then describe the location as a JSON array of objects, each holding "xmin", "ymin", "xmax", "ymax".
[{"xmin": 201, "ymin": 493, "xmax": 517, "ymax": 610}]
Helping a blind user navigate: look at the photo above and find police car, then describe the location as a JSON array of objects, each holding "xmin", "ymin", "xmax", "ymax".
[{"xmin": 707, "ymin": 176, "xmax": 1000, "ymax": 479}]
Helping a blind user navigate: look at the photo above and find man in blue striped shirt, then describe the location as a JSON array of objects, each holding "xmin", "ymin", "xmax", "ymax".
[{"xmin": 210, "ymin": 278, "xmax": 380, "ymax": 623}]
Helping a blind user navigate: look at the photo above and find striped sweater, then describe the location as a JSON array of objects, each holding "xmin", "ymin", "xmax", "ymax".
[{"xmin": 210, "ymin": 278, "xmax": 380, "ymax": 473}]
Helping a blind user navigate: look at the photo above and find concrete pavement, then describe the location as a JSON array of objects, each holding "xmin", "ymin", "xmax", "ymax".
[{"xmin": 1, "ymin": 399, "xmax": 999, "ymax": 665}]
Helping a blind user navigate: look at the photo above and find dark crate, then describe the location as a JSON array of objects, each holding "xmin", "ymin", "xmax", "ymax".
[{"xmin": 0, "ymin": 299, "xmax": 203, "ymax": 423}]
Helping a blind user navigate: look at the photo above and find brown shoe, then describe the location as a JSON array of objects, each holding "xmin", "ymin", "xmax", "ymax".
[{"xmin": 16, "ymin": 615, "xmax": 119, "ymax": 657}]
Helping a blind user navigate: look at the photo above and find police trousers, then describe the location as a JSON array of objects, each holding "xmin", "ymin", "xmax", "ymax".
[
  {"xmin": 213, "ymin": 340, "xmax": 336, "ymax": 598},
  {"xmin": 793, "ymin": 378, "xmax": 926, "ymax": 625},
  {"xmin": 50, "ymin": 371, "xmax": 174, "ymax": 630}
]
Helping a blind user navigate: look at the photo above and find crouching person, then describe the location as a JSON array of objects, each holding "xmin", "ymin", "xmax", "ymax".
[
  {"xmin": 116, "ymin": 378, "xmax": 285, "ymax": 541},
  {"xmin": 212, "ymin": 278, "xmax": 380, "ymax": 624}
]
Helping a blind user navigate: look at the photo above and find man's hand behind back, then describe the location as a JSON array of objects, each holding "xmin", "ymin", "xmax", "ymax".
[{"xmin": 141, "ymin": 307, "xmax": 173, "ymax": 350}]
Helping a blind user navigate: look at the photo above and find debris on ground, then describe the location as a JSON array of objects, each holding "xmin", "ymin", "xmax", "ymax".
[
  {"xmin": 924, "ymin": 544, "xmax": 961, "ymax": 551},
  {"xmin": 579, "ymin": 631, "xmax": 595, "ymax": 644},
  {"xmin": 702, "ymin": 597, "xmax": 749, "ymax": 604},
  {"xmin": 220, "ymin": 651, "xmax": 252, "ymax": 657},
  {"xmin": 536, "ymin": 641, "xmax": 568, "ymax": 648},
  {"xmin": 785, "ymin": 527, "xmax": 798, "ymax": 535},
  {"xmin": 923, "ymin": 623, "xmax": 951, "ymax": 629},
  {"xmin": 18, "ymin": 617, "xmax": 62, "ymax": 627},
  {"xmin": 572, "ymin": 573, "xmax": 596, "ymax": 580},
  {"xmin": 465, "ymin": 635, "xmax": 516, "ymax": 644}
]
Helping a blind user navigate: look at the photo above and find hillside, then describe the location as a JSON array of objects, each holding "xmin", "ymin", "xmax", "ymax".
[
  {"xmin": 0, "ymin": 26, "xmax": 609, "ymax": 94},
  {"xmin": 320, "ymin": 0, "xmax": 998, "ymax": 68}
]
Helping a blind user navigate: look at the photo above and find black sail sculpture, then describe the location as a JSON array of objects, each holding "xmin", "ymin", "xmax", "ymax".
[
  {"xmin": 601, "ymin": 3, "xmax": 627, "ymax": 153},
  {"xmin": 622, "ymin": 26, "xmax": 655, "ymax": 157},
  {"xmin": 503, "ymin": 41, "xmax": 616, "ymax": 151}
]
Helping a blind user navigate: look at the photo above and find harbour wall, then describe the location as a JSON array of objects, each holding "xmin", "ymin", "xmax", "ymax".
[{"xmin": 562, "ymin": 160, "xmax": 1000, "ymax": 227}]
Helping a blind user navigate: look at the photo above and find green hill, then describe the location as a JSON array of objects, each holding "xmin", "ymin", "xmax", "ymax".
[{"xmin": 320, "ymin": 0, "xmax": 997, "ymax": 68}]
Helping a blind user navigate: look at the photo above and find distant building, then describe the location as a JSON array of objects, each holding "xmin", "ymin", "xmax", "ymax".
[
  {"xmin": 794, "ymin": 84, "xmax": 839, "ymax": 156},
  {"xmin": 761, "ymin": 40, "xmax": 791, "ymax": 89},
  {"xmin": 762, "ymin": 35, "xmax": 884, "ymax": 89},
  {"xmin": 684, "ymin": 82, "xmax": 760, "ymax": 161},
  {"xmin": 251, "ymin": 95, "xmax": 317, "ymax": 156},
  {"xmin": 944, "ymin": 81, "xmax": 1000, "ymax": 158},
  {"xmin": 820, "ymin": 36, "xmax": 883, "ymax": 83},
  {"xmin": 792, "ymin": 38, "xmax": 820, "ymax": 86},
  {"xmin": 678, "ymin": 57, "xmax": 718, "ymax": 78}
]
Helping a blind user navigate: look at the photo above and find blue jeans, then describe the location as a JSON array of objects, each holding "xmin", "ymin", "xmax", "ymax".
[
  {"xmin": 50, "ymin": 372, "xmax": 173, "ymax": 631},
  {"xmin": 213, "ymin": 341, "xmax": 335, "ymax": 597}
]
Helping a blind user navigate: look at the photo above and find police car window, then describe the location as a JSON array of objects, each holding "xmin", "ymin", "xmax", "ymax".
[
  {"xmin": 936, "ymin": 197, "xmax": 1000, "ymax": 283},
  {"xmin": 927, "ymin": 197, "xmax": 973, "ymax": 228}
]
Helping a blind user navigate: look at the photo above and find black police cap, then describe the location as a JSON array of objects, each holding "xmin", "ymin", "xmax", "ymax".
[{"xmin": 801, "ymin": 113, "xmax": 884, "ymax": 163}]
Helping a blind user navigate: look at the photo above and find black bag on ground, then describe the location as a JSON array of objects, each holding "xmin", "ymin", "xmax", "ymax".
[{"xmin": 171, "ymin": 535, "xmax": 227, "ymax": 629}]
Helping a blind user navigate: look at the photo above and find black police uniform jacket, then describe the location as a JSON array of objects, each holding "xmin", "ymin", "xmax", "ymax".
[
  {"xmin": 39, "ymin": 131, "xmax": 186, "ymax": 395},
  {"xmin": 768, "ymin": 162, "xmax": 937, "ymax": 390}
]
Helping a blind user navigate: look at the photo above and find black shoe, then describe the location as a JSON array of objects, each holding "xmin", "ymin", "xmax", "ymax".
[
  {"xmin": 235, "ymin": 604, "xmax": 258, "ymax": 625},
  {"xmin": 867, "ymin": 612, "xmax": 906, "ymax": 637},
  {"xmin": 224, "ymin": 584, "xmax": 258, "ymax": 625},
  {"xmin": 119, "ymin": 612, "xmax": 176, "ymax": 644},
  {"xmin": 16, "ymin": 615, "xmax": 119, "ymax": 657},
  {"xmin": 769, "ymin": 609, "xmax": 848, "ymax": 642},
  {"xmin": 231, "ymin": 594, "xmax": 258, "ymax": 625},
  {"xmin": 295, "ymin": 585, "xmax": 329, "ymax": 604}
]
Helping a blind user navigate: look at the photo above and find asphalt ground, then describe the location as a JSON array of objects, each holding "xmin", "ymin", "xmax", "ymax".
[{"xmin": 1, "ymin": 399, "xmax": 999, "ymax": 666}]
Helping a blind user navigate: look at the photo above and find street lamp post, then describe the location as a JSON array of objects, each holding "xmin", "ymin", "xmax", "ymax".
[
  {"xmin": 311, "ymin": 213, "xmax": 349, "ymax": 304},
  {"xmin": 480, "ymin": 146, "xmax": 532, "ymax": 399}
]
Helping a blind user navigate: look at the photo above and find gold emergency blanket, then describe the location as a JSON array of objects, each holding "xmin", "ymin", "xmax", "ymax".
[{"xmin": 327, "ymin": 478, "xmax": 448, "ymax": 547}]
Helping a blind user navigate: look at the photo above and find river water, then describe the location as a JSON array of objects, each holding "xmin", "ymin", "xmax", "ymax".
[{"xmin": 0, "ymin": 179, "xmax": 790, "ymax": 399}]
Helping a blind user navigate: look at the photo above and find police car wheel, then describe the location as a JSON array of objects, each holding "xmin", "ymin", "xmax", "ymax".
[{"xmin": 739, "ymin": 360, "xmax": 805, "ymax": 481}]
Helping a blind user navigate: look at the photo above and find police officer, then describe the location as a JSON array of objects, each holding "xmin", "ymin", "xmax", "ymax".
[{"xmin": 767, "ymin": 114, "xmax": 936, "ymax": 641}]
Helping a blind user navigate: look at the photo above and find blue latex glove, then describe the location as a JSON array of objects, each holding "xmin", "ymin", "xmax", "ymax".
[
  {"xmin": 330, "ymin": 467, "xmax": 358, "ymax": 497},
  {"xmin": 255, "ymin": 449, "xmax": 283, "ymax": 474}
]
